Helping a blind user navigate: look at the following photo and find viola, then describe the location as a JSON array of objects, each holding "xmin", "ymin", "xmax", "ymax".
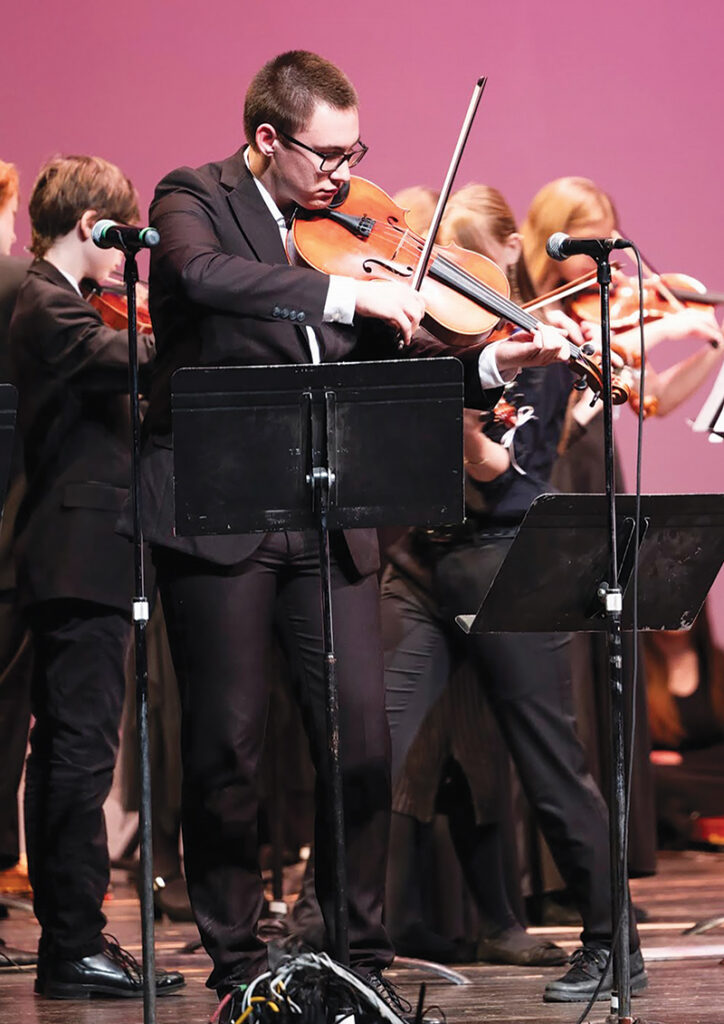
[
  {"xmin": 289, "ymin": 176, "xmax": 629, "ymax": 404},
  {"xmin": 81, "ymin": 279, "xmax": 153, "ymax": 335}
]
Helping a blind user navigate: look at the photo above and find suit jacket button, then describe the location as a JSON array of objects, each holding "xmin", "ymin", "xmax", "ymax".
[
  {"xmin": 289, "ymin": 310, "xmax": 297, "ymax": 321},
  {"xmin": 273, "ymin": 306, "xmax": 281, "ymax": 317},
  {"xmin": 281, "ymin": 308, "xmax": 289, "ymax": 319},
  {"xmin": 297, "ymin": 311, "xmax": 306, "ymax": 323}
]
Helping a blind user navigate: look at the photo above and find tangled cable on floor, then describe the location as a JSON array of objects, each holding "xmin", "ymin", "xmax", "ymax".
[{"xmin": 210, "ymin": 951, "xmax": 434, "ymax": 1024}]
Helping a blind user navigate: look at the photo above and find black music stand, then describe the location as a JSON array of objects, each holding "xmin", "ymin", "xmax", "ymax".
[
  {"xmin": 171, "ymin": 358, "xmax": 464, "ymax": 966},
  {"xmin": 456, "ymin": 493, "xmax": 724, "ymax": 635},
  {"xmin": 457, "ymin": 491, "xmax": 724, "ymax": 1024}
]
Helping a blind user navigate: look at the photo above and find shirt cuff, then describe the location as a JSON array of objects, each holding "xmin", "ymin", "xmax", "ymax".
[
  {"xmin": 477, "ymin": 340, "xmax": 518, "ymax": 389},
  {"xmin": 323, "ymin": 275, "xmax": 356, "ymax": 325}
]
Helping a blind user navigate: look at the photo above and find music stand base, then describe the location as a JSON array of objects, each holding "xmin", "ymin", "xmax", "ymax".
[
  {"xmin": 683, "ymin": 914, "xmax": 724, "ymax": 935},
  {"xmin": 601, "ymin": 1017, "xmax": 666, "ymax": 1024}
]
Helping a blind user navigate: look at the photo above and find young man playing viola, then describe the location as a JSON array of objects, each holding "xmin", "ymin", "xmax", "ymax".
[{"xmin": 139, "ymin": 49, "xmax": 573, "ymax": 1023}]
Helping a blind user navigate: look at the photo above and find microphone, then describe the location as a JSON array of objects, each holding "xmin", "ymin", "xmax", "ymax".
[
  {"xmin": 546, "ymin": 232, "xmax": 633, "ymax": 261},
  {"xmin": 92, "ymin": 219, "xmax": 160, "ymax": 252}
]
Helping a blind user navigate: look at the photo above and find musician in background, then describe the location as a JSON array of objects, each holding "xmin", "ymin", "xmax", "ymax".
[
  {"xmin": 0, "ymin": 159, "xmax": 36, "ymax": 970},
  {"xmin": 523, "ymin": 176, "xmax": 723, "ymax": 421},
  {"xmin": 644, "ymin": 604, "xmax": 724, "ymax": 847},
  {"xmin": 522, "ymin": 175, "xmax": 724, "ymax": 883},
  {"xmin": 380, "ymin": 183, "xmax": 646, "ymax": 1003}
]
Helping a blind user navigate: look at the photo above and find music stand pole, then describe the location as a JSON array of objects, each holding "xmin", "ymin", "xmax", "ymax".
[
  {"xmin": 123, "ymin": 252, "xmax": 156, "ymax": 1024},
  {"xmin": 311, "ymin": 455, "xmax": 350, "ymax": 965},
  {"xmin": 595, "ymin": 254, "xmax": 632, "ymax": 1024}
]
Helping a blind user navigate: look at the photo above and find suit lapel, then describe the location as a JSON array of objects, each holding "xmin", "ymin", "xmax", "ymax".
[
  {"xmin": 31, "ymin": 259, "xmax": 82, "ymax": 294},
  {"xmin": 220, "ymin": 148, "xmax": 288, "ymax": 266}
]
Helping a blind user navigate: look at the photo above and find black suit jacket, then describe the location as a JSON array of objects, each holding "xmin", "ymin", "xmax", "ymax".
[
  {"xmin": 0, "ymin": 255, "xmax": 29, "ymax": 380},
  {"xmin": 0, "ymin": 255, "xmax": 29, "ymax": 591},
  {"xmin": 9, "ymin": 260, "xmax": 155, "ymax": 609},
  {"xmin": 140, "ymin": 148, "xmax": 498, "ymax": 575}
]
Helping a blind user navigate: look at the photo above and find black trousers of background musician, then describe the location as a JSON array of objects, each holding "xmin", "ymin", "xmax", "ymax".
[
  {"xmin": 0, "ymin": 470, "xmax": 33, "ymax": 873},
  {"xmin": 0, "ymin": 593, "xmax": 32, "ymax": 871},
  {"xmin": 24, "ymin": 600, "xmax": 130, "ymax": 958},
  {"xmin": 383, "ymin": 532, "xmax": 639, "ymax": 951},
  {"xmin": 154, "ymin": 530, "xmax": 393, "ymax": 992}
]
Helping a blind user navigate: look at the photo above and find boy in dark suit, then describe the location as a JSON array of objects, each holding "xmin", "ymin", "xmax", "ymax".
[
  {"xmin": 140, "ymin": 49, "xmax": 570, "ymax": 1023},
  {"xmin": 9, "ymin": 155, "xmax": 184, "ymax": 999}
]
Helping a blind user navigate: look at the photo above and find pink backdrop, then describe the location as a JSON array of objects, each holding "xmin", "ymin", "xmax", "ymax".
[{"xmin": 4, "ymin": 0, "xmax": 724, "ymax": 632}]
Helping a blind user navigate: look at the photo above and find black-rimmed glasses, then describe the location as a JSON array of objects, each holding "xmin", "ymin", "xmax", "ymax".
[{"xmin": 277, "ymin": 129, "xmax": 368, "ymax": 173}]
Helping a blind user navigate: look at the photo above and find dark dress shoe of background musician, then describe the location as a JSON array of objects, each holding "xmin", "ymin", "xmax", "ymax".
[
  {"xmin": 0, "ymin": 936, "xmax": 38, "ymax": 970},
  {"xmin": 475, "ymin": 926, "xmax": 569, "ymax": 967},
  {"xmin": 35, "ymin": 936, "xmax": 185, "ymax": 999}
]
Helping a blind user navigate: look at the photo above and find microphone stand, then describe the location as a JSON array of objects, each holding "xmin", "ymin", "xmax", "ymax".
[
  {"xmin": 122, "ymin": 249, "xmax": 156, "ymax": 1024},
  {"xmin": 594, "ymin": 254, "xmax": 634, "ymax": 1024}
]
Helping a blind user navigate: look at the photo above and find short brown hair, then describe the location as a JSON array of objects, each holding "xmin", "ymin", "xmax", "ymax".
[
  {"xmin": 0, "ymin": 161, "xmax": 19, "ymax": 212},
  {"xmin": 28, "ymin": 155, "xmax": 140, "ymax": 258},
  {"xmin": 244, "ymin": 50, "xmax": 358, "ymax": 143}
]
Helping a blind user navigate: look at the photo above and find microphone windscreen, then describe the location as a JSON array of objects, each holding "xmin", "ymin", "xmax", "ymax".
[
  {"xmin": 141, "ymin": 227, "xmax": 160, "ymax": 247},
  {"xmin": 545, "ymin": 232, "xmax": 568, "ymax": 260},
  {"xmin": 91, "ymin": 219, "xmax": 115, "ymax": 245}
]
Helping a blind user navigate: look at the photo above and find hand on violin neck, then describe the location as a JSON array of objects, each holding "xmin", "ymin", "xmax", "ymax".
[
  {"xmin": 354, "ymin": 279, "xmax": 425, "ymax": 347},
  {"xmin": 494, "ymin": 321, "xmax": 571, "ymax": 373},
  {"xmin": 543, "ymin": 308, "xmax": 586, "ymax": 346},
  {"xmin": 548, "ymin": 310, "xmax": 625, "ymax": 369}
]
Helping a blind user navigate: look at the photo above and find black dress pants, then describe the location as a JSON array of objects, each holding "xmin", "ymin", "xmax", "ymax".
[
  {"xmin": 24, "ymin": 600, "xmax": 130, "ymax": 959},
  {"xmin": 382, "ymin": 532, "xmax": 639, "ymax": 950},
  {"xmin": 155, "ymin": 531, "xmax": 393, "ymax": 991}
]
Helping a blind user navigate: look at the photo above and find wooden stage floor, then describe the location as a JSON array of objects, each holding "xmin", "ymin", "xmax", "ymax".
[{"xmin": 2, "ymin": 849, "xmax": 724, "ymax": 1024}]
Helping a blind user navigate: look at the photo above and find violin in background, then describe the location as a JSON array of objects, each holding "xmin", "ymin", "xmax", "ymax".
[
  {"xmin": 567, "ymin": 266, "xmax": 724, "ymax": 335},
  {"xmin": 81, "ymin": 276, "xmax": 153, "ymax": 334}
]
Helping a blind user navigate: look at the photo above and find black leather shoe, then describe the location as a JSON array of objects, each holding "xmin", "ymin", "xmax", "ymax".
[
  {"xmin": 0, "ymin": 937, "xmax": 37, "ymax": 970},
  {"xmin": 543, "ymin": 945, "xmax": 648, "ymax": 1002},
  {"xmin": 364, "ymin": 969, "xmax": 443, "ymax": 1024},
  {"xmin": 36, "ymin": 937, "xmax": 185, "ymax": 999}
]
